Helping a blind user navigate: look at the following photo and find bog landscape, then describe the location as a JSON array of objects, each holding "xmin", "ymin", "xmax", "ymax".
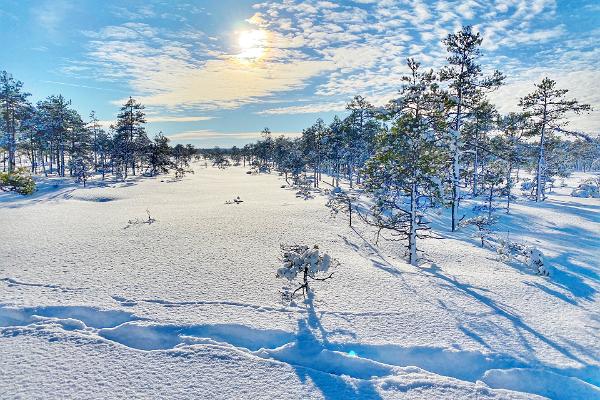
[{"xmin": 1, "ymin": 1, "xmax": 599, "ymax": 399}]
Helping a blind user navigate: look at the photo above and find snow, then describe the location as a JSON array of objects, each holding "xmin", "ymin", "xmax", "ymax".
[{"xmin": 0, "ymin": 165, "xmax": 598, "ymax": 399}]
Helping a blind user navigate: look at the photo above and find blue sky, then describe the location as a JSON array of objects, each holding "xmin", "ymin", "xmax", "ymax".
[{"xmin": 1, "ymin": 0, "xmax": 598, "ymax": 147}]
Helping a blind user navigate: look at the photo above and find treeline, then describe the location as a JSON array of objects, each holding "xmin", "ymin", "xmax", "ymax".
[
  {"xmin": 222, "ymin": 26, "xmax": 597, "ymax": 265},
  {"xmin": 0, "ymin": 79, "xmax": 197, "ymax": 186}
]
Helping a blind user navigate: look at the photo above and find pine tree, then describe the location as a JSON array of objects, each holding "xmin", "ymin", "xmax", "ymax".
[
  {"xmin": 148, "ymin": 133, "xmax": 171, "ymax": 175},
  {"xmin": 462, "ymin": 100, "xmax": 498, "ymax": 196},
  {"xmin": 88, "ymin": 111, "xmax": 102, "ymax": 172},
  {"xmin": 495, "ymin": 112, "xmax": 529, "ymax": 212},
  {"xmin": 115, "ymin": 97, "xmax": 147, "ymax": 177},
  {"xmin": 0, "ymin": 71, "xmax": 31, "ymax": 173},
  {"xmin": 440, "ymin": 26, "xmax": 504, "ymax": 231},
  {"xmin": 344, "ymin": 95, "xmax": 378, "ymax": 187},
  {"xmin": 363, "ymin": 59, "xmax": 446, "ymax": 266},
  {"xmin": 37, "ymin": 95, "xmax": 77, "ymax": 177},
  {"xmin": 519, "ymin": 78, "xmax": 592, "ymax": 201},
  {"xmin": 300, "ymin": 119, "xmax": 326, "ymax": 187}
]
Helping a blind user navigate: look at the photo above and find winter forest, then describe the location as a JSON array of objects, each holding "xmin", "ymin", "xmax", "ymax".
[{"xmin": 1, "ymin": 3, "xmax": 600, "ymax": 400}]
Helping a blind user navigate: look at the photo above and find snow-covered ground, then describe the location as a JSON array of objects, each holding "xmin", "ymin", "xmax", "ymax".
[{"xmin": 1, "ymin": 166, "xmax": 598, "ymax": 399}]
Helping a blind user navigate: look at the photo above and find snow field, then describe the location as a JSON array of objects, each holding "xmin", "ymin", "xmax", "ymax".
[{"xmin": 0, "ymin": 165, "xmax": 598, "ymax": 399}]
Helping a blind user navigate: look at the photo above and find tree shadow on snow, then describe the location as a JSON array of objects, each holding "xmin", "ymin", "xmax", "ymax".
[
  {"xmin": 419, "ymin": 266, "xmax": 593, "ymax": 367},
  {"xmin": 288, "ymin": 295, "xmax": 384, "ymax": 400}
]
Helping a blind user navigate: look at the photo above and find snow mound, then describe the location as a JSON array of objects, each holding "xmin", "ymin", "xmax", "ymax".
[
  {"xmin": 571, "ymin": 178, "xmax": 600, "ymax": 198},
  {"xmin": 482, "ymin": 368, "xmax": 600, "ymax": 400},
  {"xmin": 0, "ymin": 306, "xmax": 138, "ymax": 329},
  {"xmin": 99, "ymin": 322, "xmax": 294, "ymax": 351}
]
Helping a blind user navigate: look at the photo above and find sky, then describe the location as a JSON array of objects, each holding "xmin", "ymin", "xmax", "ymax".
[{"xmin": 0, "ymin": 0, "xmax": 599, "ymax": 147}]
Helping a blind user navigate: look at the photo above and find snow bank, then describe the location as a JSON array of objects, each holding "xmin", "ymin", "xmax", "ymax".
[{"xmin": 482, "ymin": 368, "xmax": 600, "ymax": 400}]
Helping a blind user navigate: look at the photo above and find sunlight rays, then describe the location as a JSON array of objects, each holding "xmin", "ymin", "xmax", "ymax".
[{"xmin": 235, "ymin": 29, "xmax": 268, "ymax": 63}]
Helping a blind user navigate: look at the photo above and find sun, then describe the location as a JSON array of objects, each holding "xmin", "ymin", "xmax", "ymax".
[{"xmin": 236, "ymin": 29, "xmax": 267, "ymax": 62}]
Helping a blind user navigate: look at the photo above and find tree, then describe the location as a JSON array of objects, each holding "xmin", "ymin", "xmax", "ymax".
[
  {"xmin": 148, "ymin": 133, "xmax": 171, "ymax": 175},
  {"xmin": 96, "ymin": 128, "xmax": 112, "ymax": 180},
  {"xmin": 301, "ymin": 119, "xmax": 326, "ymax": 187},
  {"xmin": 440, "ymin": 26, "xmax": 504, "ymax": 231},
  {"xmin": 88, "ymin": 111, "xmax": 102, "ymax": 172},
  {"xmin": 344, "ymin": 95, "xmax": 378, "ymax": 187},
  {"xmin": 494, "ymin": 112, "xmax": 529, "ymax": 212},
  {"xmin": 114, "ymin": 97, "xmax": 147, "ymax": 177},
  {"xmin": 0, "ymin": 71, "xmax": 31, "ymax": 173},
  {"xmin": 69, "ymin": 114, "xmax": 93, "ymax": 186},
  {"xmin": 36, "ymin": 95, "xmax": 78, "ymax": 177},
  {"xmin": 277, "ymin": 138, "xmax": 305, "ymax": 184},
  {"xmin": 363, "ymin": 59, "xmax": 446, "ymax": 265},
  {"xmin": 322, "ymin": 116, "xmax": 344, "ymax": 187},
  {"xmin": 276, "ymin": 244, "xmax": 335, "ymax": 299},
  {"xmin": 462, "ymin": 100, "xmax": 498, "ymax": 196},
  {"xmin": 520, "ymin": 78, "xmax": 592, "ymax": 201},
  {"xmin": 326, "ymin": 188, "xmax": 356, "ymax": 227}
]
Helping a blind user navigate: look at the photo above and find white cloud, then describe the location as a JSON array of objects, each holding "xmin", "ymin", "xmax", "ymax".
[
  {"xmin": 145, "ymin": 116, "xmax": 215, "ymax": 123},
  {"xmin": 71, "ymin": 0, "xmax": 598, "ymax": 132},
  {"xmin": 490, "ymin": 70, "xmax": 600, "ymax": 133},
  {"xmin": 257, "ymin": 101, "xmax": 348, "ymax": 115},
  {"xmin": 166, "ymin": 130, "xmax": 300, "ymax": 141}
]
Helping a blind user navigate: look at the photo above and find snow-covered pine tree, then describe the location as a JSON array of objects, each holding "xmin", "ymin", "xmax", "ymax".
[
  {"xmin": 439, "ymin": 26, "xmax": 504, "ymax": 231},
  {"xmin": 322, "ymin": 116, "xmax": 345, "ymax": 188},
  {"xmin": 344, "ymin": 96, "xmax": 378, "ymax": 187},
  {"xmin": 276, "ymin": 244, "xmax": 335, "ymax": 299},
  {"xmin": 278, "ymin": 139, "xmax": 305, "ymax": 185},
  {"xmin": 148, "ymin": 133, "xmax": 171, "ymax": 175},
  {"xmin": 114, "ymin": 97, "xmax": 147, "ymax": 178},
  {"xmin": 362, "ymin": 59, "xmax": 446, "ymax": 266},
  {"xmin": 462, "ymin": 100, "xmax": 498, "ymax": 197},
  {"xmin": 0, "ymin": 71, "xmax": 31, "ymax": 173},
  {"xmin": 519, "ymin": 78, "xmax": 592, "ymax": 202},
  {"xmin": 69, "ymin": 114, "xmax": 93, "ymax": 186},
  {"xmin": 300, "ymin": 119, "xmax": 326, "ymax": 187},
  {"xmin": 494, "ymin": 112, "xmax": 529, "ymax": 212}
]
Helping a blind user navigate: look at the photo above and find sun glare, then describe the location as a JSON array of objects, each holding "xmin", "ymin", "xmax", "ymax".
[{"xmin": 236, "ymin": 29, "xmax": 267, "ymax": 62}]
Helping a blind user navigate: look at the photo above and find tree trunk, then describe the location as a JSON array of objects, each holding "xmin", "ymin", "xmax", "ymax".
[
  {"xmin": 409, "ymin": 182, "xmax": 418, "ymax": 266},
  {"xmin": 535, "ymin": 102, "xmax": 548, "ymax": 202}
]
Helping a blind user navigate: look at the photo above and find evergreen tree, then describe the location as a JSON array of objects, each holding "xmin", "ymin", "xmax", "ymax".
[
  {"xmin": 148, "ymin": 133, "xmax": 171, "ymax": 175},
  {"xmin": 0, "ymin": 71, "xmax": 31, "ymax": 173},
  {"xmin": 494, "ymin": 112, "xmax": 529, "ymax": 212},
  {"xmin": 440, "ymin": 26, "xmax": 504, "ymax": 231},
  {"xmin": 363, "ymin": 59, "xmax": 446, "ymax": 265},
  {"xmin": 344, "ymin": 95, "xmax": 378, "ymax": 187},
  {"xmin": 114, "ymin": 97, "xmax": 147, "ymax": 177},
  {"xmin": 519, "ymin": 78, "xmax": 592, "ymax": 201},
  {"xmin": 462, "ymin": 100, "xmax": 498, "ymax": 196},
  {"xmin": 37, "ymin": 95, "xmax": 78, "ymax": 177},
  {"xmin": 301, "ymin": 119, "xmax": 326, "ymax": 187}
]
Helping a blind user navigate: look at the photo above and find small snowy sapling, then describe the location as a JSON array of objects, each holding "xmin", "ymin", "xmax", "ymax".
[
  {"xmin": 124, "ymin": 209, "xmax": 156, "ymax": 228},
  {"xmin": 276, "ymin": 244, "xmax": 337, "ymax": 299},
  {"xmin": 325, "ymin": 188, "xmax": 356, "ymax": 227},
  {"xmin": 460, "ymin": 215, "xmax": 496, "ymax": 247},
  {"xmin": 527, "ymin": 247, "xmax": 548, "ymax": 276}
]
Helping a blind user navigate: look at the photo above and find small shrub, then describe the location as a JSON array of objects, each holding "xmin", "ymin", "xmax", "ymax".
[
  {"xmin": 0, "ymin": 168, "xmax": 36, "ymax": 195},
  {"xmin": 571, "ymin": 178, "xmax": 600, "ymax": 198},
  {"xmin": 277, "ymin": 244, "xmax": 337, "ymax": 300}
]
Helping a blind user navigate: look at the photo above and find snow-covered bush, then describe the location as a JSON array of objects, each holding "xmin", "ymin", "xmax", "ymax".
[
  {"xmin": 571, "ymin": 178, "xmax": 600, "ymax": 198},
  {"xmin": 527, "ymin": 247, "xmax": 548, "ymax": 276},
  {"xmin": 490, "ymin": 234, "xmax": 549, "ymax": 276},
  {"xmin": 520, "ymin": 179, "xmax": 533, "ymax": 192},
  {"xmin": 276, "ymin": 244, "xmax": 336, "ymax": 299}
]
